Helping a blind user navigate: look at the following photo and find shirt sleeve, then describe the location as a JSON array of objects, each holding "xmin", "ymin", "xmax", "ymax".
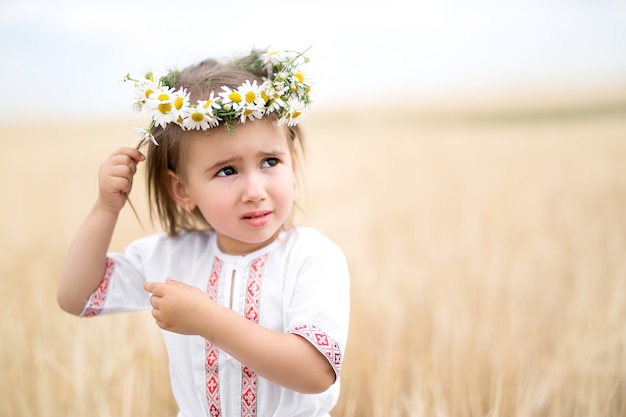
[
  {"xmin": 79, "ymin": 236, "xmax": 156, "ymax": 317},
  {"xmin": 285, "ymin": 235, "xmax": 351, "ymax": 380}
]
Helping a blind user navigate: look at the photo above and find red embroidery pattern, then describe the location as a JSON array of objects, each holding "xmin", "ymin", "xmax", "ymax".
[
  {"xmin": 241, "ymin": 253, "xmax": 268, "ymax": 417},
  {"xmin": 205, "ymin": 256, "xmax": 222, "ymax": 417},
  {"xmin": 289, "ymin": 324, "xmax": 343, "ymax": 377},
  {"xmin": 83, "ymin": 257, "xmax": 115, "ymax": 317}
]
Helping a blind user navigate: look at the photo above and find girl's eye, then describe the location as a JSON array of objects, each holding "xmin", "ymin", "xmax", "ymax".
[
  {"xmin": 261, "ymin": 158, "xmax": 279, "ymax": 168},
  {"xmin": 216, "ymin": 166, "xmax": 237, "ymax": 177}
]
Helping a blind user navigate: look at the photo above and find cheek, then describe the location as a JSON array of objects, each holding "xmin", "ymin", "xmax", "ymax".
[
  {"xmin": 194, "ymin": 191, "xmax": 229, "ymax": 227},
  {"xmin": 185, "ymin": 178, "xmax": 221, "ymax": 213},
  {"xmin": 278, "ymin": 171, "xmax": 296, "ymax": 203}
]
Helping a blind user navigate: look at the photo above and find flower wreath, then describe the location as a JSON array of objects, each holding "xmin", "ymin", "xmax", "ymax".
[{"xmin": 124, "ymin": 48, "xmax": 312, "ymax": 145}]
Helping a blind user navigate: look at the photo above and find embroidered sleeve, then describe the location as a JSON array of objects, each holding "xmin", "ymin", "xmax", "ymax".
[
  {"xmin": 81, "ymin": 257, "xmax": 115, "ymax": 317},
  {"xmin": 288, "ymin": 323, "xmax": 343, "ymax": 378}
]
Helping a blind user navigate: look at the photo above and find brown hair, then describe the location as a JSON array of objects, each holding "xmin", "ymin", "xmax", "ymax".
[{"xmin": 142, "ymin": 54, "xmax": 305, "ymax": 236}]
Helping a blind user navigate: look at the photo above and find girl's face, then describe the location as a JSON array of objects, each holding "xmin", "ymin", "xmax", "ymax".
[{"xmin": 174, "ymin": 120, "xmax": 296, "ymax": 255}]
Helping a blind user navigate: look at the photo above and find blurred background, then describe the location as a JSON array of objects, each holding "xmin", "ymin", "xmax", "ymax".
[
  {"xmin": 1, "ymin": 0, "xmax": 626, "ymax": 123},
  {"xmin": 1, "ymin": 1, "xmax": 626, "ymax": 416}
]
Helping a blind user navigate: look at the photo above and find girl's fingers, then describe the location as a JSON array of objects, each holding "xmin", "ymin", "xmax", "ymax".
[
  {"xmin": 109, "ymin": 147, "xmax": 145, "ymax": 163},
  {"xmin": 96, "ymin": 147, "xmax": 145, "ymax": 213},
  {"xmin": 107, "ymin": 177, "xmax": 132, "ymax": 194},
  {"xmin": 106, "ymin": 154, "xmax": 141, "ymax": 173},
  {"xmin": 100, "ymin": 150, "xmax": 143, "ymax": 187},
  {"xmin": 149, "ymin": 294, "xmax": 160, "ymax": 309},
  {"xmin": 145, "ymin": 281, "xmax": 165, "ymax": 296},
  {"xmin": 108, "ymin": 163, "xmax": 136, "ymax": 179}
]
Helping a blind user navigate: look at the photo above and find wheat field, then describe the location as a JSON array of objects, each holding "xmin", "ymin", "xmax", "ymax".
[{"xmin": 1, "ymin": 95, "xmax": 626, "ymax": 416}]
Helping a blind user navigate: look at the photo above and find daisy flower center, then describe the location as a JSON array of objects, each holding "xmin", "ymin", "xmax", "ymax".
[
  {"xmin": 191, "ymin": 112, "xmax": 204, "ymax": 122},
  {"xmin": 174, "ymin": 96, "xmax": 184, "ymax": 110},
  {"xmin": 159, "ymin": 103, "xmax": 172, "ymax": 114},
  {"xmin": 245, "ymin": 91, "xmax": 256, "ymax": 103},
  {"xmin": 229, "ymin": 92, "xmax": 241, "ymax": 103}
]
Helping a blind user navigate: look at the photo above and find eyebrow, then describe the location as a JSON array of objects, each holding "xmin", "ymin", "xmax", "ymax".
[
  {"xmin": 204, "ymin": 157, "xmax": 242, "ymax": 173},
  {"xmin": 203, "ymin": 149, "xmax": 287, "ymax": 173},
  {"xmin": 259, "ymin": 149, "xmax": 287, "ymax": 158}
]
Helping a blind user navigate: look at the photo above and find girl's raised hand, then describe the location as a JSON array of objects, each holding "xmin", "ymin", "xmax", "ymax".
[{"xmin": 97, "ymin": 147, "xmax": 145, "ymax": 214}]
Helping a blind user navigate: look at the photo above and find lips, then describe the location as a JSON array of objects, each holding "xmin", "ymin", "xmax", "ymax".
[{"xmin": 240, "ymin": 210, "xmax": 272, "ymax": 227}]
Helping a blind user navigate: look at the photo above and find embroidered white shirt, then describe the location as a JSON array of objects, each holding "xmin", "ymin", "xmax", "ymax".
[{"xmin": 81, "ymin": 227, "xmax": 350, "ymax": 417}]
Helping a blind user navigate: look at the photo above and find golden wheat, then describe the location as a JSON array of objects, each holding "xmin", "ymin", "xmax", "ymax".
[{"xmin": 1, "ymin": 103, "xmax": 625, "ymax": 416}]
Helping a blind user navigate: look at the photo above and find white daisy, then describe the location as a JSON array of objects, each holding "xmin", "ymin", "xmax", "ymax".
[
  {"xmin": 270, "ymin": 76, "xmax": 290, "ymax": 95},
  {"xmin": 145, "ymin": 87, "xmax": 178, "ymax": 128},
  {"xmin": 134, "ymin": 127, "xmax": 159, "ymax": 146},
  {"xmin": 278, "ymin": 97, "xmax": 308, "ymax": 127},
  {"xmin": 258, "ymin": 81, "xmax": 278, "ymax": 113},
  {"xmin": 132, "ymin": 74, "xmax": 161, "ymax": 110},
  {"xmin": 199, "ymin": 91, "xmax": 221, "ymax": 115},
  {"xmin": 261, "ymin": 50, "xmax": 286, "ymax": 66},
  {"xmin": 182, "ymin": 96, "xmax": 220, "ymax": 130},
  {"xmin": 170, "ymin": 88, "xmax": 191, "ymax": 125},
  {"xmin": 218, "ymin": 85, "xmax": 244, "ymax": 110},
  {"xmin": 182, "ymin": 108, "xmax": 216, "ymax": 130},
  {"xmin": 289, "ymin": 69, "xmax": 310, "ymax": 96},
  {"xmin": 238, "ymin": 80, "xmax": 265, "ymax": 107},
  {"xmin": 236, "ymin": 80, "xmax": 266, "ymax": 123},
  {"xmin": 262, "ymin": 84, "xmax": 287, "ymax": 113},
  {"xmin": 239, "ymin": 107, "xmax": 264, "ymax": 123}
]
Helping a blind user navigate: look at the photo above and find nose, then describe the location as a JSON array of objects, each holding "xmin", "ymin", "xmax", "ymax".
[{"xmin": 241, "ymin": 171, "xmax": 267, "ymax": 203}]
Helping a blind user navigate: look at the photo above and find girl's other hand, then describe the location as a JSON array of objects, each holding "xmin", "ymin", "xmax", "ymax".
[
  {"xmin": 97, "ymin": 147, "xmax": 145, "ymax": 214},
  {"xmin": 145, "ymin": 278, "xmax": 216, "ymax": 337}
]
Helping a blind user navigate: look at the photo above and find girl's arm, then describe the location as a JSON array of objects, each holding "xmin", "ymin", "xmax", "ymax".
[
  {"xmin": 57, "ymin": 147, "xmax": 144, "ymax": 315},
  {"xmin": 145, "ymin": 278, "xmax": 336, "ymax": 393}
]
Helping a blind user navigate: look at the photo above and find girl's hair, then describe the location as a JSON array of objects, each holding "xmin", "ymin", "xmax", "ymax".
[{"xmin": 143, "ymin": 53, "xmax": 305, "ymax": 236}]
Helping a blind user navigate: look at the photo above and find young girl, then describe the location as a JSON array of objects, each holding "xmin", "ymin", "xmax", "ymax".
[{"xmin": 57, "ymin": 49, "xmax": 350, "ymax": 417}]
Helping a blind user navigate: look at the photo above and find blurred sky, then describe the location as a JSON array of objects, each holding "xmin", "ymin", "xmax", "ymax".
[{"xmin": 1, "ymin": 0, "xmax": 625, "ymax": 123}]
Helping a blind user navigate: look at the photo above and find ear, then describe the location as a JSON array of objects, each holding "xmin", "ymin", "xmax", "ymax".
[{"xmin": 168, "ymin": 170, "xmax": 197, "ymax": 213}]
